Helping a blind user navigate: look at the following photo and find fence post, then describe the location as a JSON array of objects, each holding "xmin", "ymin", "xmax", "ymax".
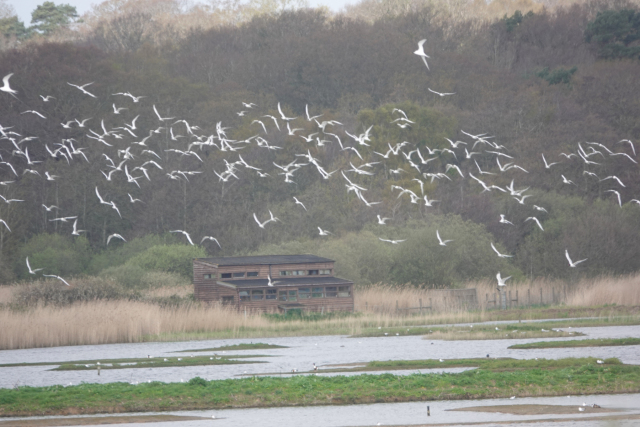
[
  {"xmin": 508, "ymin": 290, "xmax": 512, "ymax": 308},
  {"xmin": 396, "ymin": 300, "xmax": 399, "ymax": 313},
  {"xmin": 528, "ymin": 288, "xmax": 531, "ymax": 307},
  {"xmin": 500, "ymin": 290, "xmax": 507, "ymax": 310},
  {"xmin": 540, "ymin": 287, "xmax": 543, "ymax": 305},
  {"xmin": 515, "ymin": 290, "xmax": 518, "ymax": 307},
  {"xmin": 419, "ymin": 298, "xmax": 423, "ymax": 311},
  {"xmin": 429, "ymin": 298, "xmax": 432, "ymax": 309}
]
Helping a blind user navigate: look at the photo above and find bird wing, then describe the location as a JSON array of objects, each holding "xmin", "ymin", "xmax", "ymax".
[
  {"xmin": 565, "ymin": 250, "xmax": 573, "ymax": 266},
  {"xmin": 184, "ymin": 232, "xmax": 194, "ymax": 245},
  {"xmin": 491, "ymin": 242, "xmax": 500, "ymax": 256}
]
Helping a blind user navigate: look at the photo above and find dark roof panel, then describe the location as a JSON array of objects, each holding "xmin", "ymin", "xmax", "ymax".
[
  {"xmin": 219, "ymin": 276, "xmax": 353, "ymax": 288},
  {"xmin": 197, "ymin": 254, "xmax": 334, "ymax": 266}
]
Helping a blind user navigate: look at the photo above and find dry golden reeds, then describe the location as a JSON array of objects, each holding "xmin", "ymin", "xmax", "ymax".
[{"xmin": 1, "ymin": 273, "xmax": 639, "ymax": 350}]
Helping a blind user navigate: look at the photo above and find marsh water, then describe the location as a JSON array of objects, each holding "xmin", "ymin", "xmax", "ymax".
[{"xmin": 1, "ymin": 320, "xmax": 640, "ymax": 426}]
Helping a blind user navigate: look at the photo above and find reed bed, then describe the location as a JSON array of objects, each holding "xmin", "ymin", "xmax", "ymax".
[
  {"xmin": 0, "ymin": 301, "xmax": 268, "ymax": 349},
  {"xmin": 356, "ymin": 273, "xmax": 640, "ymax": 314},
  {"xmin": 1, "ymin": 273, "xmax": 639, "ymax": 350}
]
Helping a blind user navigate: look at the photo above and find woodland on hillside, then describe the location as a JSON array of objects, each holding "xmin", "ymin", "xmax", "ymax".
[{"xmin": 0, "ymin": 0, "xmax": 639, "ymax": 289}]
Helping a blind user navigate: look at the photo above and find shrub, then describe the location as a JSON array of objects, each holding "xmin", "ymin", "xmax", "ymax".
[
  {"xmin": 100, "ymin": 264, "xmax": 146, "ymax": 289},
  {"xmin": 126, "ymin": 244, "xmax": 207, "ymax": 278},
  {"xmin": 12, "ymin": 276, "xmax": 138, "ymax": 307},
  {"xmin": 15, "ymin": 234, "xmax": 92, "ymax": 280}
]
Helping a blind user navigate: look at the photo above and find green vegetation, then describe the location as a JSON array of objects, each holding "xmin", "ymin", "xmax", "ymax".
[
  {"xmin": 353, "ymin": 323, "xmax": 585, "ymax": 340},
  {"xmin": 585, "ymin": 9, "xmax": 640, "ymax": 59},
  {"xmin": 0, "ymin": 355, "xmax": 266, "ymax": 371},
  {"xmin": 1, "ymin": 1, "xmax": 640, "ymax": 289},
  {"xmin": 509, "ymin": 338, "xmax": 640, "ymax": 349},
  {"xmin": 178, "ymin": 343, "xmax": 288, "ymax": 352},
  {"xmin": 536, "ymin": 66, "xmax": 577, "ymax": 85},
  {"xmin": 1, "ymin": 358, "xmax": 637, "ymax": 416}
]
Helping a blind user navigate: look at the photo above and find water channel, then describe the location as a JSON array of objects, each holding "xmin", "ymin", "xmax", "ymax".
[{"xmin": 1, "ymin": 321, "xmax": 639, "ymax": 426}]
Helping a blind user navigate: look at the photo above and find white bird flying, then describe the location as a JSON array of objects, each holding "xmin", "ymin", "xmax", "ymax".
[
  {"xmin": 170, "ymin": 230, "xmax": 194, "ymax": 245},
  {"xmin": 436, "ymin": 230, "xmax": 453, "ymax": 246},
  {"xmin": 153, "ymin": 104, "xmax": 175, "ymax": 122},
  {"xmin": 21, "ymin": 110, "xmax": 46, "ymax": 119},
  {"xmin": 496, "ymin": 272, "xmax": 511, "ymax": 288},
  {"xmin": 43, "ymin": 274, "xmax": 71, "ymax": 286},
  {"xmin": 499, "ymin": 214, "xmax": 514, "ymax": 225},
  {"xmin": 491, "ymin": 242, "xmax": 512, "ymax": 258},
  {"xmin": 113, "ymin": 104, "xmax": 128, "ymax": 114},
  {"xmin": 428, "ymin": 88, "xmax": 455, "ymax": 97},
  {"xmin": 525, "ymin": 217, "xmax": 544, "ymax": 231},
  {"xmin": 605, "ymin": 189, "xmax": 622, "ymax": 207},
  {"xmin": 107, "ymin": 233, "xmax": 126, "ymax": 245},
  {"xmin": 253, "ymin": 212, "xmax": 275, "ymax": 229},
  {"xmin": 600, "ymin": 176, "xmax": 625, "ymax": 187},
  {"xmin": 565, "ymin": 249, "xmax": 587, "ymax": 267},
  {"xmin": 413, "ymin": 39, "xmax": 430, "ymax": 70},
  {"xmin": 1, "ymin": 73, "xmax": 18, "ymax": 97},
  {"xmin": 26, "ymin": 257, "xmax": 43, "ymax": 274},
  {"xmin": 617, "ymin": 139, "xmax": 636, "ymax": 156},
  {"xmin": 277, "ymin": 102, "xmax": 297, "ymax": 121},
  {"xmin": 378, "ymin": 237, "xmax": 406, "ymax": 244},
  {"xmin": 200, "ymin": 236, "xmax": 221, "ymax": 248},
  {"xmin": 0, "ymin": 219, "xmax": 10, "ymax": 232},
  {"xmin": 128, "ymin": 193, "xmax": 143, "ymax": 203},
  {"xmin": 542, "ymin": 153, "xmax": 560, "ymax": 169},
  {"xmin": 318, "ymin": 227, "xmax": 332, "ymax": 236},
  {"xmin": 293, "ymin": 197, "xmax": 307, "ymax": 211},
  {"xmin": 377, "ymin": 215, "xmax": 390, "ymax": 225},
  {"xmin": 71, "ymin": 219, "xmax": 85, "ymax": 236},
  {"xmin": 67, "ymin": 82, "xmax": 97, "ymax": 98}
]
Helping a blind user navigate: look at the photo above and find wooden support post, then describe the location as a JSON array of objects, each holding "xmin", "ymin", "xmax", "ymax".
[
  {"xmin": 419, "ymin": 298, "xmax": 422, "ymax": 311},
  {"xmin": 508, "ymin": 290, "xmax": 512, "ymax": 308},
  {"xmin": 540, "ymin": 287, "xmax": 543, "ymax": 305},
  {"xmin": 515, "ymin": 290, "xmax": 518, "ymax": 306},
  {"xmin": 500, "ymin": 290, "xmax": 507, "ymax": 310}
]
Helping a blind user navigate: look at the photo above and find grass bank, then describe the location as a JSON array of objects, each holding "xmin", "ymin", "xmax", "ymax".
[
  {"xmin": 177, "ymin": 343, "xmax": 287, "ymax": 352},
  {"xmin": 246, "ymin": 357, "xmax": 619, "ymax": 376},
  {"xmin": 352, "ymin": 322, "xmax": 586, "ymax": 340},
  {"xmin": 509, "ymin": 338, "xmax": 640, "ymax": 349},
  {"xmin": 0, "ymin": 358, "xmax": 638, "ymax": 417}
]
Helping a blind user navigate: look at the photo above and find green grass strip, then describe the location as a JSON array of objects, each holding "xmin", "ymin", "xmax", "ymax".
[
  {"xmin": 0, "ymin": 355, "xmax": 267, "ymax": 371},
  {"xmin": 509, "ymin": 338, "xmax": 640, "ymax": 349},
  {"xmin": 1, "ymin": 358, "xmax": 638, "ymax": 416},
  {"xmin": 176, "ymin": 343, "xmax": 287, "ymax": 352}
]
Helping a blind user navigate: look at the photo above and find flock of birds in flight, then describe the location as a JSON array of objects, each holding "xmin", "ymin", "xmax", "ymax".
[{"xmin": 1, "ymin": 38, "xmax": 638, "ymax": 289}]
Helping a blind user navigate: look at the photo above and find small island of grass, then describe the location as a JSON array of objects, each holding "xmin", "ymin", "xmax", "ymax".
[
  {"xmin": 1, "ymin": 357, "xmax": 637, "ymax": 417},
  {"xmin": 177, "ymin": 343, "xmax": 288, "ymax": 352},
  {"xmin": 509, "ymin": 337, "xmax": 640, "ymax": 349}
]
